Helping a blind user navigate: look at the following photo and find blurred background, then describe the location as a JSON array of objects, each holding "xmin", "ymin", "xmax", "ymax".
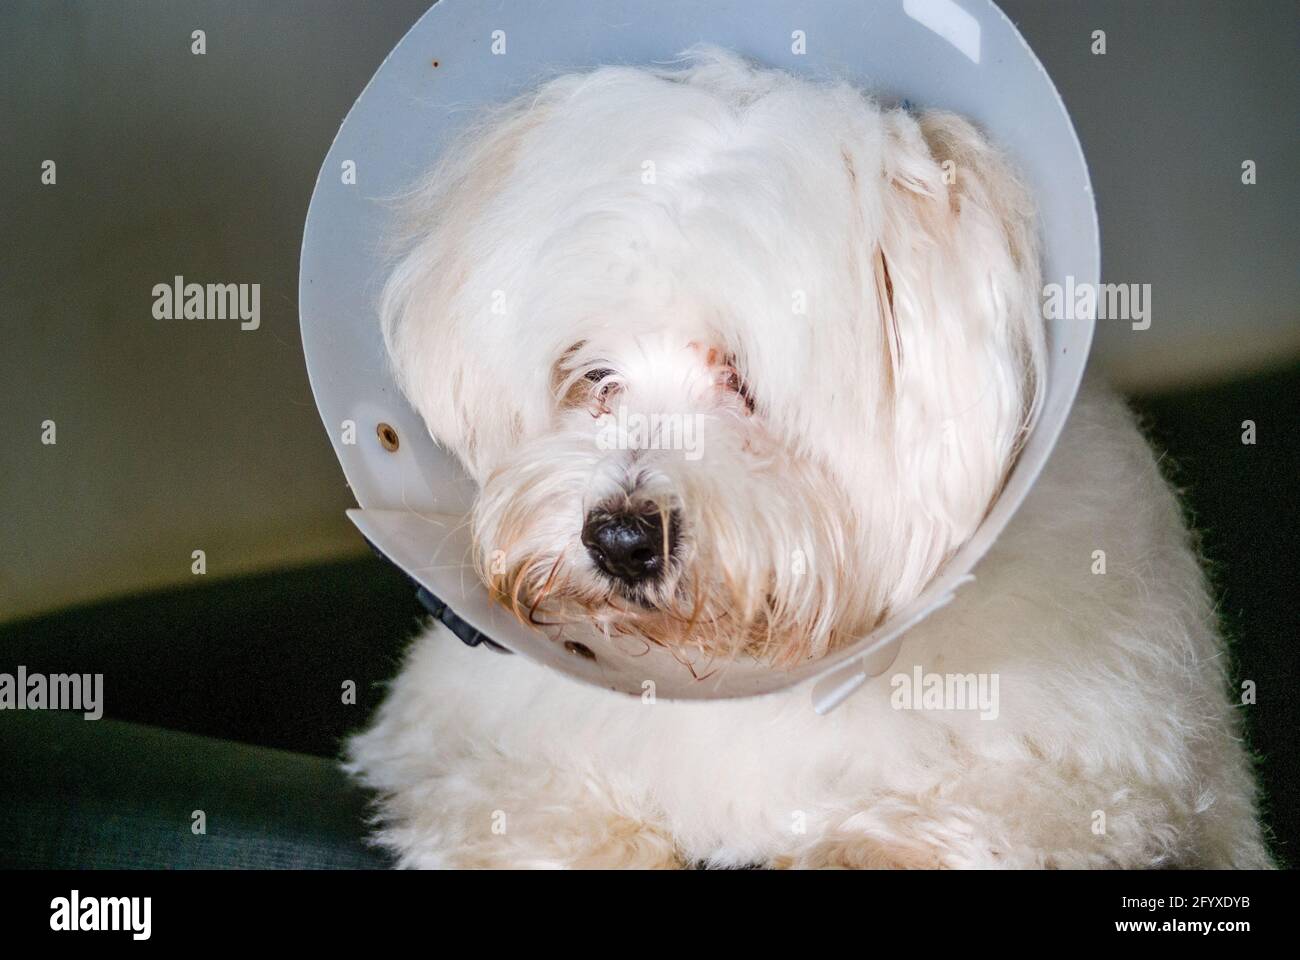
[{"xmin": 0, "ymin": 1, "xmax": 1296, "ymax": 867}]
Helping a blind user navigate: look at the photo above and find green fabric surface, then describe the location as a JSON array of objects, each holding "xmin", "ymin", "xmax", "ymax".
[{"xmin": 0, "ymin": 711, "xmax": 388, "ymax": 869}]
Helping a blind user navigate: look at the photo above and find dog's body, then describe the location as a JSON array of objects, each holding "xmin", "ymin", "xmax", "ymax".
[
  {"xmin": 346, "ymin": 51, "xmax": 1267, "ymax": 868},
  {"xmin": 348, "ymin": 379, "xmax": 1267, "ymax": 868}
]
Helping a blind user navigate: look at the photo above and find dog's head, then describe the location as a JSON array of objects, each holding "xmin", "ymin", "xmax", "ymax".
[{"xmin": 381, "ymin": 49, "xmax": 1045, "ymax": 667}]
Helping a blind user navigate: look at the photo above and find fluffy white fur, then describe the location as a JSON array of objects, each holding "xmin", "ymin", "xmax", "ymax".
[{"xmin": 347, "ymin": 50, "xmax": 1268, "ymax": 868}]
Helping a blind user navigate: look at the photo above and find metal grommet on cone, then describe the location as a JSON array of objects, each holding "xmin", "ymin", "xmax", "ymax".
[
  {"xmin": 376, "ymin": 422, "xmax": 399, "ymax": 452},
  {"xmin": 564, "ymin": 641, "xmax": 597, "ymax": 661}
]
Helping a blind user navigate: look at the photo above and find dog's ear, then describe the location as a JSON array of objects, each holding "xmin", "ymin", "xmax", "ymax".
[
  {"xmin": 873, "ymin": 109, "xmax": 1047, "ymax": 577},
  {"xmin": 379, "ymin": 97, "xmax": 552, "ymax": 483}
]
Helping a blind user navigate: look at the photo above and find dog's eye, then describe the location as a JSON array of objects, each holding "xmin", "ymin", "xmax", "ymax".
[
  {"xmin": 720, "ymin": 366, "xmax": 755, "ymax": 412},
  {"xmin": 581, "ymin": 368, "xmax": 619, "ymax": 411}
]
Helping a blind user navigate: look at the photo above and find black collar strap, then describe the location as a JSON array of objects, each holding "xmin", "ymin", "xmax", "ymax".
[{"xmin": 362, "ymin": 537, "xmax": 511, "ymax": 654}]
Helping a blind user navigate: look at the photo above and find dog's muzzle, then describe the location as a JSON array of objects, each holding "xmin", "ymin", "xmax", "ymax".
[{"xmin": 581, "ymin": 507, "xmax": 676, "ymax": 584}]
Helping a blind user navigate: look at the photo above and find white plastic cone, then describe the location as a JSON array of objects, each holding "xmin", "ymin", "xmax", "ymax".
[{"xmin": 300, "ymin": 0, "xmax": 1097, "ymax": 709}]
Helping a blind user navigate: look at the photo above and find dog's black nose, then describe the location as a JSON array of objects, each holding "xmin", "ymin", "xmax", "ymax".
[{"xmin": 582, "ymin": 510, "xmax": 667, "ymax": 583}]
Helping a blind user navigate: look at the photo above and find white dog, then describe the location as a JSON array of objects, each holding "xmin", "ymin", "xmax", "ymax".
[{"xmin": 346, "ymin": 50, "xmax": 1268, "ymax": 868}]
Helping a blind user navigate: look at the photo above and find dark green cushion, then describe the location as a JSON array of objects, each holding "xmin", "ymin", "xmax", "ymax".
[{"xmin": 0, "ymin": 711, "xmax": 389, "ymax": 869}]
